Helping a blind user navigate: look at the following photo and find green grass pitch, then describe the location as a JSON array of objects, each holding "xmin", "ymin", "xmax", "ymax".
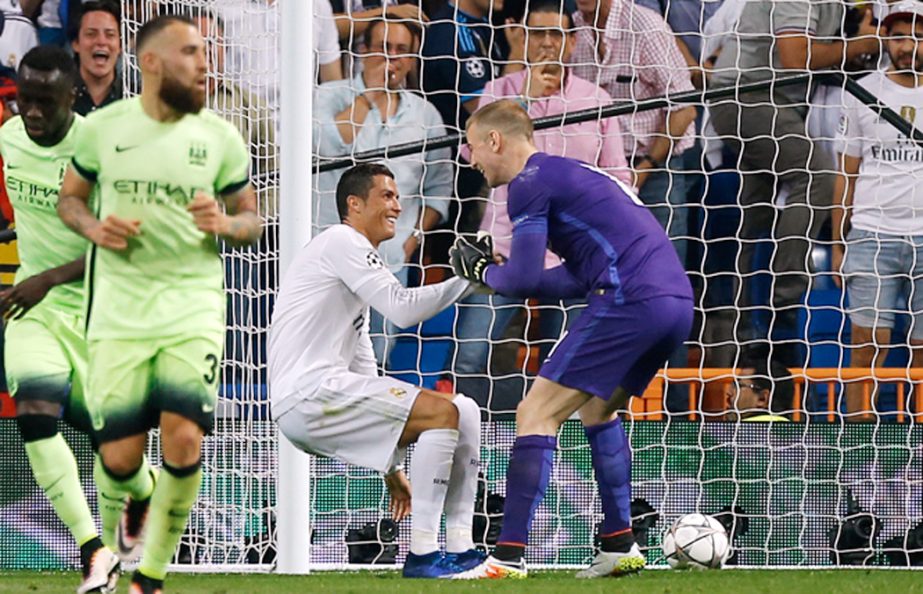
[{"xmin": 3, "ymin": 570, "xmax": 923, "ymax": 594}]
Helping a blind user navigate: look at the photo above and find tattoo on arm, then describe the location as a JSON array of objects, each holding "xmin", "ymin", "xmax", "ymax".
[
  {"xmin": 221, "ymin": 186, "xmax": 263, "ymax": 246},
  {"xmin": 224, "ymin": 211, "xmax": 263, "ymax": 245},
  {"xmin": 57, "ymin": 195, "xmax": 99, "ymax": 238}
]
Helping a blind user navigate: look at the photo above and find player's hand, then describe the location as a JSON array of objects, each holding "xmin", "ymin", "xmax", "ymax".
[
  {"xmin": 86, "ymin": 215, "xmax": 141, "ymax": 251},
  {"xmin": 384, "ymin": 469, "xmax": 412, "ymax": 522},
  {"xmin": 0, "ymin": 273, "xmax": 53, "ymax": 320},
  {"xmin": 188, "ymin": 191, "xmax": 229, "ymax": 235},
  {"xmin": 831, "ymin": 243, "xmax": 845, "ymax": 289},
  {"xmin": 450, "ymin": 235, "xmax": 491, "ymax": 284}
]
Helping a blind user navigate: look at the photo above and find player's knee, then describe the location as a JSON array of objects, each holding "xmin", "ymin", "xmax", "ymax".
[
  {"xmin": 16, "ymin": 413, "xmax": 58, "ymax": 443},
  {"xmin": 452, "ymin": 393, "xmax": 480, "ymax": 427},
  {"xmin": 515, "ymin": 397, "xmax": 556, "ymax": 435},
  {"xmin": 161, "ymin": 426, "xmax": 204, "ymax": 467},
  {"xmin": 100, "ymin": 454, "xmax": 143, "ymax": 479},
  {"xmin": 438, "ymin": 397, "xmax": 460, "ymax": 430}
]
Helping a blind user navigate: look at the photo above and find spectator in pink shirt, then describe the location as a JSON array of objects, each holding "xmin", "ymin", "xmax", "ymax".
[{"xmin": 437, "ymin": 0, "xmax": 631, "ymax": 400}]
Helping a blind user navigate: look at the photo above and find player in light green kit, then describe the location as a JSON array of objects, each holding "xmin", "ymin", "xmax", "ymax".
[
  {"xmin": 0, "ymin": 46, "xmax": 121, "ymax": 594},
  {"xmin": 57, "ymin": 15, "xmax": 262, "ymax": 594}
]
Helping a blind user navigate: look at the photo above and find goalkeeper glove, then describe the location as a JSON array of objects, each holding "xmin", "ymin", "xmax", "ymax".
[
  {"xmin": 450, "ymin": 235, "xmax": 492, "ymax": 284},
  {"xmin": 471, "ymin": 231, "xmax": 494, "ymax": 259}
]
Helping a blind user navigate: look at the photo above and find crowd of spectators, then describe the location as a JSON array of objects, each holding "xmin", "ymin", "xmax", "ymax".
[{"xmin": 1, "ymin": 0, "xmax": 922, "ymax": 420}]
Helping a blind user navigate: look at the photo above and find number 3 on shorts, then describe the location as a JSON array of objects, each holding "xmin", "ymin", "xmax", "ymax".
[{"xmin": 203, "ymin": 353, "xmax": 219, "ymax": 385}]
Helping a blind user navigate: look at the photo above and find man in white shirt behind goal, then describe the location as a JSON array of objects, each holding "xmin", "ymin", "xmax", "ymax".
[
  {"xmin": 833, "ymin": 1, "xmax": 923, "ymax": 421},
  {"xmin": 268, "ymin": 163, "xmax": 484, "ymax": 578}
]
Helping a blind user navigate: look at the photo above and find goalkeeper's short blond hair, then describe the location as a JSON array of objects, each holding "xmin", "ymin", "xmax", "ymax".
[{"xmin": 466, "ymin": 99, "xmax": 534, "ymax": 142}]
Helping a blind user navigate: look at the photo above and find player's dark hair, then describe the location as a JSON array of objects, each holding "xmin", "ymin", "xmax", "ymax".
[
  {"xmin": 136, "ymin": 14, "xmax": 196, "ymax": 52},
  {"xmin": 18, "ymin": 45, "xmax": 77, "ymax": 86},
  {"xmin": 336, "ymin": 163, "xmax": 396, "ymax": 222},
  {"xmin": 70, "ymin": 0, "xmax": 121, "ymax": 42},
  {"xmin": 742, "ymin": 357, "xmax": 795, "ymax": 416},
  {"xmin": 522, "ymin": 0, "xmax": 573, "ymax": 28},
  {"xmin": 362, "ymin": 16, "xmax": 422, "ymax": 52}
]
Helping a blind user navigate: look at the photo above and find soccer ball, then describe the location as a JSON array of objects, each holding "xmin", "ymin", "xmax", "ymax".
[{"xmin": 661, "ymin": 513, "xmax": 731, "ymax": 569}]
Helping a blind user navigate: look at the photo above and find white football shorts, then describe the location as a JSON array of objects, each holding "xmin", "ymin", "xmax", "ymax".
[{"xmin": 275, "ymin": 371, "xmax": 420, "ymax": 473}]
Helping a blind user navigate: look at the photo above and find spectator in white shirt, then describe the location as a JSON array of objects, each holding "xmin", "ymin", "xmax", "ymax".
[{"xmin": 833, "ymin": 2, "xmax": 923, "ymax": 420}]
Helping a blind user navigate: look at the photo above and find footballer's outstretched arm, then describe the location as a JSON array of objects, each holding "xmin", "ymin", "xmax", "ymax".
[
  {"xmin": 58, "ymin": 166, "xmax": 140, "ymax": 251},
  {"xmin": 356, "ymin": 274, "xmax": 473, "ymax": 330}
]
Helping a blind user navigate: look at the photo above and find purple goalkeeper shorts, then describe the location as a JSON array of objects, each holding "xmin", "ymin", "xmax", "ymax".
[{"xmin": 538, "ymin": 293, "xmax": 693, "ymax": 399}]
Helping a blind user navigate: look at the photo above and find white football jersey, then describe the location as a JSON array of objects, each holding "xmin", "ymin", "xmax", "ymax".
[
  {"xmin": 268, "ymin": 224, "xmax": 470, "ymax": 416},
  {"xmin": 837, "ymin": 70, "xmax": 923, "ymax": 236},
  {"xmin": 0, "ymin": 1, "xmax": 38, "ymax": 72}
]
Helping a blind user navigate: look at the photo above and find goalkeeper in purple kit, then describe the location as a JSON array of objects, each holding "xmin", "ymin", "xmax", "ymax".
[{"xmin": 451, "ymin": 100, "xmax": 693, "ymax": 579}]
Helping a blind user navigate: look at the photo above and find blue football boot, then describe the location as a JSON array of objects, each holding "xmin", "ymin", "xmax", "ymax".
[
  {"xmin": 443, "ymin": 548, "xmax": 487, "ymax": 571},
  {"xmin": 402, "ymin": 551, "xmax": 464, "ymax": 578}
]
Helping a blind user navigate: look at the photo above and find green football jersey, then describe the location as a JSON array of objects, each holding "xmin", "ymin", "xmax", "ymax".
[
  {"xmin": 0, "ymin": 115, "xmax": 88, "ymax": 314},
  {"xmin": 71, "ymin": 97, "xmax": 250, "ymax": 340}
]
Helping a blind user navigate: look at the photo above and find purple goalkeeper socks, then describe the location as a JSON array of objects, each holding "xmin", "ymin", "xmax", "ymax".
[
  {"xmin": 585, "ymin": 417, "xmax": 633, "ymax": 536},
  {"xmin": 496, "ymin": 435, "xmax": 557, "ymax": 550}
]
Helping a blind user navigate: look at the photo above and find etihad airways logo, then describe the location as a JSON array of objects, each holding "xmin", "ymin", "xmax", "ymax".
[
  {"xmin": 112, "ymin": 179, "xmax": 208, "ymax": 205},
  {"xmin": 5, "ymin": 176, "xmax": 57, "ymax": 210}
]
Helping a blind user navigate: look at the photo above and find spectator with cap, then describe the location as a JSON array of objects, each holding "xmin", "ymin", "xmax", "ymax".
[{"xmin": 833, "ymin": 1, "xmax": 923, "ymax": 420}]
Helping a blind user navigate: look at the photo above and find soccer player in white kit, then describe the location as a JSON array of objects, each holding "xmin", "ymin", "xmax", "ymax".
[{"xmin": 269, "ymin": 163, "xmax": 484, "ymax": 578}]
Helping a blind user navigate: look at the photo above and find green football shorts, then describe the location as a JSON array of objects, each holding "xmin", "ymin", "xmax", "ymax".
[
  {"xmin": 87, "ymin": 329, "xmax": 224, "ymax": 442},
  {"xmin": 4, "ymin": 305, "xmax": 92, "ymax": 433}
]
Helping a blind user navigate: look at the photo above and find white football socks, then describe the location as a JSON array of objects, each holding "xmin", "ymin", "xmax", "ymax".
[
  {"xmin": 444, "ymin": 394, "xmax": 481, "ymax": 553},
  {"xmin": 409, "ymin": 428, "xmax": 458, "ymax": 556}
]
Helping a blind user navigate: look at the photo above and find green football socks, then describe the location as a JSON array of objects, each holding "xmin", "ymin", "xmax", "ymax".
[
  {"xmin": 138, "ymin": 461, "xmax": 202, "ymax": 581},
  {"xmin": 93, "ymin": 454, "xmax": 156, "ymax": 548},
  {"xmin": 25, "ymin": 435, "xmax": 97, "ymax": 546}
]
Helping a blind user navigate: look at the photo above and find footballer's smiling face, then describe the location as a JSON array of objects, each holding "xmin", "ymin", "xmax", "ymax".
[
  {"xmin": 349, "ymin": 174, "xmax": 402, "ymax": 247},
  {"xmin": 72, "ymin": 9, "xmax": 121, "ymax": 82},
  {"xmin": 466, "ymin": 122, "xmax": 507, "ymax": 188}
]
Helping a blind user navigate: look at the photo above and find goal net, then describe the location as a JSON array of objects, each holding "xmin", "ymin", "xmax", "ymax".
[{"xmin": 2, "ymin": 0, "xmax": 922, "ymax": 573}]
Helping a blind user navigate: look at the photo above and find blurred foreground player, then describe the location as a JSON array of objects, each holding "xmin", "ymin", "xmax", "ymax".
[
  {"xmin": 57, "ymin": 15, "xmax": 262, "ymax": 594},
  {"xmin": 0, "ymin": 45, "xmax": 118, "ymax": 594},
  {"xmin": 451, "ymin": 100, "xmax": 693, "ymax": 579},
  {"xmin": 269, "ymin": 163, "xmax": 483, "ymax": 578}
]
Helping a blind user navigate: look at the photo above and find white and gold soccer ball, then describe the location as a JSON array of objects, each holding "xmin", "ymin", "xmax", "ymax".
[{"xmin": 661, "ymin": 513, "xmax": 731, "ymax": 569}]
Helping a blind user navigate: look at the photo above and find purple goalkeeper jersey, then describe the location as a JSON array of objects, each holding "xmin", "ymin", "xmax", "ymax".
[{"xmin": 483, "ymin": 152, "xmax": 692, "ymax": 304}]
